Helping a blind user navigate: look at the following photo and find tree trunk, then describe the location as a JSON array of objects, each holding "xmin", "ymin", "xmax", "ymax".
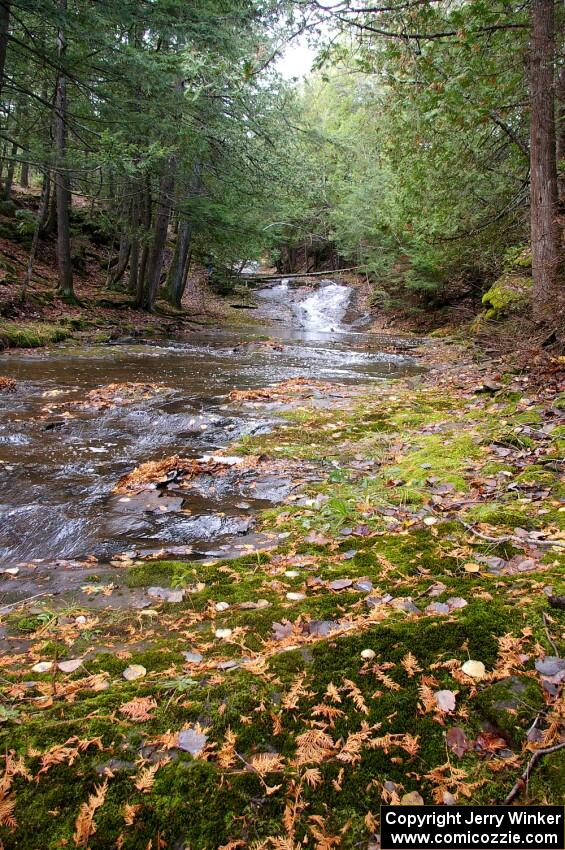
[
  {"xmin": 20, "ymin": 159, "xmax": 29, "ymax": 188},
  {"xmin": 3, "ymin": 139, "xmax": 17, "ymax": 200},
  {"xmin": 39, "ymin": 172, "xmax": 51, "ymax": 231},
  {"xmin": 41, "ymin": 173, "xmax": 56, "ymax": 235},
  {"xmin": 54, "ymin": 0, "xmax": 74, "ymax": 299},
  {"xmin": 21, "ymin": 171, "xmax": 50, "ymax": 301},
  {"xmin": 0, "ymin": 1, "xmax": 10, "ymax": 100},
  {"xmin": 142, "ymin": 159, "xmax": 175, "ymax": 310},
  {"xmin": 135, "ymin": 175, "xmax": 152, "ymax": 307},
  {"xmin": 557, "ymin": 63, "xmax": 565, "ymax": 204},
  {"xmin": 166, "ymin": 219, "xmax": 193, "ymax": 307},
  {"xmin": 530, "ymin": 0, "xmax": 562, "ymax": 321}
]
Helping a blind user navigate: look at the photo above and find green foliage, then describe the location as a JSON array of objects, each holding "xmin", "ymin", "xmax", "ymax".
[{"xmin": 268, "ymin": 2, "xmax": 531, "ymax": 306}]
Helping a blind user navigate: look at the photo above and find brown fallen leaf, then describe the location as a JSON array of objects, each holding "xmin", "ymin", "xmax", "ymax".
[{"xmin": 446, "ymin": 727, "xmax": 471, "ymax": 758}]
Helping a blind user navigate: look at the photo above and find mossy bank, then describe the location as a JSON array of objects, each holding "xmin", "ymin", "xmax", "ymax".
[{"xmin": 0, "ymin": 340, "xmax": 563, "ymax": 849}]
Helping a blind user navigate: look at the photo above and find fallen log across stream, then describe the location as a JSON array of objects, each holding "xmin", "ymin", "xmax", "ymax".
[{"xmin": 236, "ymin": 266, "xmax": 362, "ymax": 285}]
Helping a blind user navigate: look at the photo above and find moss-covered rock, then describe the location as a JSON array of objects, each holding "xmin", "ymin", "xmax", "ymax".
[{"xmin": 481, "ymin": 275, "xmax": 532, "ymax": 320}]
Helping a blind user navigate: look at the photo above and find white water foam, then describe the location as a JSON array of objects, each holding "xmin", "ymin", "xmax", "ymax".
[{"xmin": 296, "ymin": 280, "xmax": 351, "ymax": 333}]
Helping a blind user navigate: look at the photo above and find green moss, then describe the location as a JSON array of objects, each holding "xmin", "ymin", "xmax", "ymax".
[
  {"xmin": 386, "ymin": 433, "xmax": 483, "ymax": 491},
  {"xmin": 481, "ymin": 274, "xmax": 532, "ymax": 320},
  {"xmin": 0, "ymin": 320, "xmax": 72, "ymax": 349}
]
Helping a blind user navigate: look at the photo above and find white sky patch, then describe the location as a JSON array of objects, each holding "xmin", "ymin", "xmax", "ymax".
[{"xmin": 276, "ymin": 37, "xmax": 317, "ymax": 80}]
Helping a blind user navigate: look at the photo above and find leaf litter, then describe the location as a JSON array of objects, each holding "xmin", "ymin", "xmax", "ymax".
[{"xmin": 0, "ymin": 342, "xmax": 564, "ymax": 847}]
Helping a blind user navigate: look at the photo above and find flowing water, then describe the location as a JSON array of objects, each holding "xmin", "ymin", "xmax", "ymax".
[{"xmin": 0, "ymin": 280, "xmax": 423, "ymax": 605}]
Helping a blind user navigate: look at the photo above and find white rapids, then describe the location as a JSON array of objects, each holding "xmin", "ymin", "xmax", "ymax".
[
  {"xmin": 296, "ymin": 280, "xmax": 352, "ymax": 333},
  {"xmin": 260, "ymin": 278, "xmax": 352, "ymax": 334}
]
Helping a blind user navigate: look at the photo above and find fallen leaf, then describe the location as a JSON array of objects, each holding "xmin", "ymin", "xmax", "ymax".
[
  {"xmin": 461, "ymin": 660, "xmax": 486, "ymax": 679},
  {"xmin": 434, "ymin": 690, "xmax": 456, "ymax": 713},
  {"xmin": 446, "ymin": 727, "xmax": 471, "ymax": 758},
  {"xmin": 122, "ymin": 664, "xmax": 146, "ymax": 681}
]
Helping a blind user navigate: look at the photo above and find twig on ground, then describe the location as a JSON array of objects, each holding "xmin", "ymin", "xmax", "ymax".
[
  {"xmin": 541, "ymin": 612, "xmax": 559, "ymax": 656},
  {"xmin": 460, "ymin": 521, "xmax": 565, "ymax": 550},
  {"xmin": 504, "ymin": 742, "xmax": 565, "ymax": 804}
]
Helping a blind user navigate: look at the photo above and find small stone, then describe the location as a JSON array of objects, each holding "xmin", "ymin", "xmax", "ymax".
[
  {"xmin": 215, "ymin": 601, "xmax": 230, "ymax": 612},
  {"xmin": 284, "ymin": 570, "xmax": 300, "ymax": 578},
  {"xmin": 215, "ymin": 628, "xmax": 233, "ymax": 639},
  {"xmin": 286, "ymin": 592, "xmax": 305, "ymax": 601},
  {"xmin": 423, "ymin": 516, "xmax": 438, "ymax": 526},
  {"xmin": 75, "ymin": 615, "xmax": 87, "ymax": 625},
  {"xmin": 353, "ymin": 579, "xmax": 373, "ymax": 592},
  {"xmin": 361, "ymin": 648, "xmax": 376, "ymax": 661}
]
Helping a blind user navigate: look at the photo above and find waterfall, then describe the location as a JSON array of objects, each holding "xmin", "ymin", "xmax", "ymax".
[
  {"xmin": 258, "ymin": 279, "xmax": 352, "ymax": 333},
  {"xmin": 296, "ymin": 280, "xmax": 351, "ymax": 332}
]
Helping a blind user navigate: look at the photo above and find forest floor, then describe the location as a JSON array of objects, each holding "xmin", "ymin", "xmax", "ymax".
[
  {"xmin": 0, "ymin": 331, "xmax": 563, "ymax": 849},
  {"xmin": 0, "ymin": 188, "xmax": 272, "ymax": 351}
]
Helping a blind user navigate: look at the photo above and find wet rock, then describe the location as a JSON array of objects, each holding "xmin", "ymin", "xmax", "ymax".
[
  {"xmin": 96, "ymin": 758, "xmax": 136, "ymax": 776},
  {"xmin": 307, "ymin": 620, "xmax": 341, "ymax": 637},
  {"xmin": 535, "ymin": 657, "xmax": 565, "ymax": 676},
  {"xmin": 147, "ymin": 586, "xmax": 185, "ymax": 603}
]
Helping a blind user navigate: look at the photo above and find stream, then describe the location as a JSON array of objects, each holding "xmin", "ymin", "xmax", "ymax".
[{"xmin": 0, "ymin": 280, "xmax": 423, "ymax": 607}]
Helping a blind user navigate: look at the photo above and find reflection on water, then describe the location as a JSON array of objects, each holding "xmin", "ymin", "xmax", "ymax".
[{"xmin": 0, "ymin": 282, "xmax": 423, "ymax": 570}]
